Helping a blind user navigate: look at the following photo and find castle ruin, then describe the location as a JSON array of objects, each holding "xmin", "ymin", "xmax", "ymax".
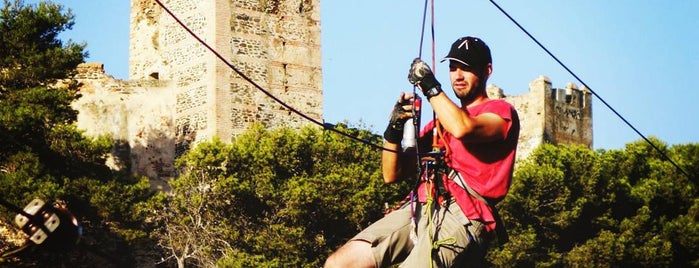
[
  {"xmin": 70, "ymin": 0, "xmax": 591, "ymax": 182},
  {"xmin": 487, "ymin": 76, "xmax": 593, "ymax": 161},
  {"xmin": 72, "ymin": 0, "xmax": 322, "ymax": 184}
]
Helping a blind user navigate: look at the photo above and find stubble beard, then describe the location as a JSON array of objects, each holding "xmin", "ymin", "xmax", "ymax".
[{"xmin": 453, "ymin": 81, "xmax": 483, "ymax": 104}]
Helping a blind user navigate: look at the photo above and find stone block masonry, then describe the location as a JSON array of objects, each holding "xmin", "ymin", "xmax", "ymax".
[
  {"xmin": 71, "ymin": 0, "xmax": 322, "ymax": 185},
  {"xmin": 491, "ymin": 75, "xmax": 593, "ymax": 161},
  {"xmin": 71, "ymin": 63, "xmax": 177, "ymax": 186}
]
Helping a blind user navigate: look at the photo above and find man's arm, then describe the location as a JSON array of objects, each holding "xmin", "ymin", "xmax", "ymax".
[
  {"xmin": 381, "ymin": 141, "xmax": 410, "ymax": 183},
  {"xmin": 380, "ymin": 92, "xmax": 423, "ymax": 183},
  {"xmin": 408, "ymin": 58, "xmax": 508, "ymax": 143},
  {"xmin": 381, "ymin": 129, "xmax": 433, "ymax": 183},
  {"xmin": 428, "ymin": 94, "xmax": 508, "ymax": 142}
]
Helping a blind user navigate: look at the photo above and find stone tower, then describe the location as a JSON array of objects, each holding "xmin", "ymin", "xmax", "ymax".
[
  {"xmin": 129, "ymin": 0, "xmax": 323, "ymax": 154},
  {"xmin": 72, "ymin": 0, "xmax": 322, "ymax": 181},
  {"xmin": 488, "ymin": 75, "xmax": 593, "ymax": 160}
]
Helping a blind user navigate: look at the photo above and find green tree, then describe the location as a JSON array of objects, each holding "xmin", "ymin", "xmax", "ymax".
[
  {"xmin": 0, "ymin": 0, "xmax": 92, "ymax": 201},
  {"xmin": 0, "ymin": 1, "xmax": 153, "ymax": 266},
  {"xmin": 0, "ymin": 0, "xmax": 84, "ymax": 91},
  {"xmin": 490, "ymin": 139, "xmax": 698, "ymax": 267},
  {"xmin": 156, "ymin": 126, "xmax": 698, "ymax": 267},
  {"xmin": 152, "ymin": 124, "xmax": 412, "ymax": 267}
]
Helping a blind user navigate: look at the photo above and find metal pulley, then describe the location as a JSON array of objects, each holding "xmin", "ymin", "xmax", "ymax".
[{"xmin": 14, "ymin": 198, "xmax": 82, "ymax": 251}]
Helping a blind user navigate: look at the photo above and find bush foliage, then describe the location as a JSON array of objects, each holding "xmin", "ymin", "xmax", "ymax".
[
  {"xmin": 150, "ymin": 124, "xmax": 411, "ymax": 267},
  {"xmin": 490, "ymin": 139, "xmax": 698, "ymax": 267},
  {"xmin": 1, "ymin": 1, "xmax": 152, "ymax": 266},
  {"xmin": 153, "ymin": 128, "xmax": 697, "ymax": 267}
]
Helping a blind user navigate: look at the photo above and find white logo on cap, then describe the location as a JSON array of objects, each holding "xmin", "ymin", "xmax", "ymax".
[{"xmin": 458, "ymin": 39, "xmax": 469, "ymax": 50}]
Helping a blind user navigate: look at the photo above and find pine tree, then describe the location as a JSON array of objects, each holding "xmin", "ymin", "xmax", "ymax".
[{"xmin": 0, "ymin": 1, "xmax": 153, "ymax": 266}]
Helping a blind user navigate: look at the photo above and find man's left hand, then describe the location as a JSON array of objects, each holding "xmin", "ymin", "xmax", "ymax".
[{"xmin": 408, "ymin": 58, "xmax": 442, "ymax": 99}]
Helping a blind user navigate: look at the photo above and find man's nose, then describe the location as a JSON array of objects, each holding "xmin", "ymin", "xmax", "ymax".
[{"xmin": 454, "ymin": 69, "xmax": 465, "ymax": 79}]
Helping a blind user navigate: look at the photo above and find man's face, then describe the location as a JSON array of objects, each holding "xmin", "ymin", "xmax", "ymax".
[{"xmin": 448, "ymin": 60, "xmax": 485, "ymax": 101}]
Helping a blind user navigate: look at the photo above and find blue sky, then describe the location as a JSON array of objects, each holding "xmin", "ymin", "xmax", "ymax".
[{"xmin": 33, "ymin": 0, "xmax": 698, "ymax": 150}]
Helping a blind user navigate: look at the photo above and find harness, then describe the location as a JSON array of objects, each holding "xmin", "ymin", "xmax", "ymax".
[
  {"xmin": 433, "ymin": 118, "xmax": 509, "ymax": 245},
  {"xmin": 404, "ymin": 118, "xmax": 509, "ymax": 262}
]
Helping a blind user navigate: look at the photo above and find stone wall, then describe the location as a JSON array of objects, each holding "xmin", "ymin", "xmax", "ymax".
[
  {"xmin": 489, "ymin": 75, "xmax": 593, "ymax": 161},
  {"xmin": 128, "ymin": 0, "xmax": 322, "ymax": 152},
  {"xmin": 69, "ymin": 0, "xmax": 323, "ymax": 182},
  {"xmin": 227, "ymin": 0, "xmax": 322, "ymax": 137},
  {"xmin": 130, "ymin": 0, "xmax": 217, "ymax": 160},
  {"xmin": 72, "ymin": 63, "xmax": 176, "ymax": 187}
]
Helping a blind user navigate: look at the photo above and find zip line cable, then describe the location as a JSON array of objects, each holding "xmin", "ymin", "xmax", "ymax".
[
  {"xmin": 430, "ymin": 0, "xmax": 436, "ymax": 69},
  {"xmin": 152, "ymin": 0, "xmax": 691, "ymax": 180},
  {"xmin": 487, "ymin": 0, "xmax": 693, "ymax": 180},
  {"xmin": 403, "ymin": 0, "xmax": 432, "ymax": 229},
  {"xmin": 152, "ymin": 0, "xmax": 399, "ymax": 154},
  {"xmin": 412, "ymin": 0, "xmax": 433, "ymax": 167},
  {"xmin": 411, "ymin": 0, "xmax": 429, "ymax": 166},
  {"xmin": 3, "ymin": 1, "xmax": 690, "ymax": 257},
  {"xmin": 418, "ymin": 0, "xmax": 429, "ymax": 60}
]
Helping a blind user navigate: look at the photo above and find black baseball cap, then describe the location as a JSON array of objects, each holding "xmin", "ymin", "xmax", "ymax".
[{"xmin": 441, "ymin": 36, "xmax": 492, "ymax": 67}]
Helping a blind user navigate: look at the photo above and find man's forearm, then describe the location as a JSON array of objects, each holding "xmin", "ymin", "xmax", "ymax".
[{"xmin": 381, "ymin": 142, "xmax": 418, "ymax": 183}]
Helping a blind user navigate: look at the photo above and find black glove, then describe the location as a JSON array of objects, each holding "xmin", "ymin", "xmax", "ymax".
[
  {"xmin": 383, "ymin": 101, "xmax": 410, "ymax": 144},
  {"xmin": 408, "ymin": 58, "xmax": 443, "ymax": 99}
]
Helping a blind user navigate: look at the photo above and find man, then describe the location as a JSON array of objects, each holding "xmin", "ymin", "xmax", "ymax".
[{"xmin": 325, "ymin": 36, "xmax": 520, "ymax": 268}]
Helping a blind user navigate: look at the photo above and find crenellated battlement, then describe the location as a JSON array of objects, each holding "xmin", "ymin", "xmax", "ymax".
[
  {"xmin": 75, "ymin": 62, "xmax": 105, "ymax": 79},
  {"xmin": 551, "ymin": 82, "xmax": 590, "ymax": 109}
]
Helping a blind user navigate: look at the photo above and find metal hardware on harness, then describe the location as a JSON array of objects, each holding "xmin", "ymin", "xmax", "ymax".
[
  {"xmin": 419, "ymin": 150, "xmax": 451, "ymax": 207},
  {"xmin": 13, "ymin": 198, "xmax": 82, "ymax": 251},
  {"xmin": 14, "ymin": 199, "xmax": 60, "ymax": 245}
]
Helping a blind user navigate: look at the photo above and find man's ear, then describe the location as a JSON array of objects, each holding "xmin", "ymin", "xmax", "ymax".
[{"xmin": 484, "ymin": 63, "xmax": 493, "ymax": 79}]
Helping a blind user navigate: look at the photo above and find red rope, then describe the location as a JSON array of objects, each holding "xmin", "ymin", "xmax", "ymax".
[{"xmin": 430, "ymin": 0, "xmax": 436, "ymax": 70}]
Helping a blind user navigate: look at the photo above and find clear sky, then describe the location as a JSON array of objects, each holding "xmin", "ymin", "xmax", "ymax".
[{"xmin": 30, "ymin": 0, "xmax": 698, "ymax": 150}]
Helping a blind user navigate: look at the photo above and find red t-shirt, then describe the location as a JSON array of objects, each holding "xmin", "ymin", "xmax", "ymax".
[{"xmin": 417, "ymin": 99, "xmax": 519, "ymax": 231}]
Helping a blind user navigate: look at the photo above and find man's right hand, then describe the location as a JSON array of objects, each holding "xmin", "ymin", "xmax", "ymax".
[{"xmin": 383, "ymin": 93, "xmax": 416, "ymax": 144}]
